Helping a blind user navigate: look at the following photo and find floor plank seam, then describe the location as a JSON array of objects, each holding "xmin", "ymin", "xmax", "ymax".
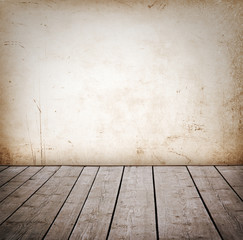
[
  {"xmin": 0, "ymin": 166, "xmax": 61, "ymax": 226},
  {"xmin": 106, "ymin": 166, "xmax": 125, "ymax": 240},
  {"xmin": 67, "ymin": 167, "xmax": 100, "ymax": 239},
  {"xmin": 152, "ymin": 166, "xmax": 159, "ymax": 240},
  {"xmin": 0, "ymin": 166, "xmax": 29, "ymax": 188},
  {"xmin": 0, "ymin": 166, "xmax": 44, "ymax": 204},
  {"xmin": 214, "ymin": 166, "xmax": 243, "ymax": 202},
  {"xmin": 0, "ymin": 166, "xmax": 9, "ymax": 173},
  {"xmin": 42, "ymin": 167, "xmax": 84, "ymax": 239},
  {"xmin": 186, "ymin": 166, "xmax": 224, "ymax": 240}
]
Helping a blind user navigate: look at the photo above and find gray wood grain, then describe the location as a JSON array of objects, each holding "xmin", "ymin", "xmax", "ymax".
[
  {"xmin": 45, "ymin": 167, "xmax": 98, "ymax": 240},
  {"xmin": 0, "ymin": 166, "xmax": 59, "ymax": 224},
  {"xmin": 0, "ymin": 166, "xmax": 242, "ymax": 240},
  {"xmin": 70, "ymin": 167, "xmax": 123, "ymax": 240},
  {"xmin": 189, "ymin": 166, "xmax": 243, "ymax": 240},
  {"xmin": 0, "ymin": 166, "xmax": 82, "ymax": 240},
  {"xmin": 108, "ymin": 166, "xmax": 156, "ymax": 240},
  {"xmin": 0, "ymin": 166, "xmax": 27, "ymax": 187},
  {"xmin": 0, "ymin": 166, "xmax": 42, "ymax": 202},
  {"xmin": 154, "ymin": 166, "xmax": 220, "ymax": 240},
  {"xmin": 216, "ymin": 166, "xmax": 243, "ymax": 200}
]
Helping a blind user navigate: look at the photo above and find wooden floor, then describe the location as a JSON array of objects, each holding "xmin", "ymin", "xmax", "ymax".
[{"xmin": 0, "ymin": 166, "xmax": 242, "ymax": 240}]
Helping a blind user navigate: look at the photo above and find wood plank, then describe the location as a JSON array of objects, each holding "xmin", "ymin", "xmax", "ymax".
[
  {"xmin": 0, "ymin": 166, "xmax": 42, "ymax": 202},
  {"xmin": 0, "ymin": 166, "xmax": 27, "ymax": 187},
  {"xmin": 216, "ymin": 166, "xmax": 243, "ymax": 200},
  {"xmin": 154, "ymin": 166, "xmax": 220, "ymax": 240},
  {"xmin": 44, "ymin": 167, "xmax": 99, "ymax": 240},
  {"xmin": 188, "ymin": 166, "xmax": 243, "ymax": 240},
  {"xmin": 108, "ymin": 166, "xmax": 156, "ymax": 240},
  {"xmin": 0, "ymin": 166, "xmax": 8, "ymax": 172},
  {"xmin": 0, "ymin": 166, "xmax": 82, "ymax": 240},
  {"xmin": 70, "ymin": 167, "xmax": 123, "ymax": 240},
  {"xmin": 0, "ymin": 166, "xmax": 59, "ymax": 224}
]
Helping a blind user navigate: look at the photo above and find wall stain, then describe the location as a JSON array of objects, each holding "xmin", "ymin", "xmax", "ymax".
[
  {"xmin": 148, "ymin": 0, "xmax": 166, "ymax": 10},
  {"xmin": 33, "ymin": 98, "xmax": 44, "ymax": 164},
  {"xmin": 186, "ymin": 123, "xmax": 204, "ymax": 132},
  {"xmin": 152, "ymin": 152, "xmax": 165, "ymax": 164},
  {"xmin": 26, "ymin": 115, "xmax": 36, "ymax": 165},
  {"xmin": 19, "ymin": 2, "xmax": 39, "ymax": 5},
  {"xmin": 0, "ymin": 147, "xmax": 11, "ymax": 165},
  {"xmin": 4, "ymin": 41, "xmax": 25, "ymax": 49},
  {"xmin": 136, "ymin": 147, "xmax": 144, "ymax": 155},
  {"xmin": 115, "ymin": 0, "xmax": 132, "ymax": 8},
  {"xmin": 169, "ymin": 150, "xmax": 192, "ymax": 164}
]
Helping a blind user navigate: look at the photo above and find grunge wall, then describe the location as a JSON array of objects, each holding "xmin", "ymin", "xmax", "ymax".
[{"xmin": 0, "ymin": 0, "xmax": 242, "ymax": 165}]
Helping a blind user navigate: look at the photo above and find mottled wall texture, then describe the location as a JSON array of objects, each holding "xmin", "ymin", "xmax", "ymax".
[{"xmin": 0, "ymin": 0, "xmax": 242, "ymax": 165}]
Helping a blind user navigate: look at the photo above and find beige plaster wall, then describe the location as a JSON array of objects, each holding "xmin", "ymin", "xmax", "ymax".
[{"xmin": 0, "ymin": 0, "xmax": 242, "ymax": 165}]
